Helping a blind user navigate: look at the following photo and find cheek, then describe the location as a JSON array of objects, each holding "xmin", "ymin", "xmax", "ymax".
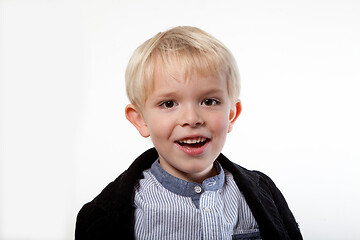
[
  {"xmin": 147, "ymin": 117, "xmax": 173, "ymax": 138},
  {"xmin": 210, "ymin": 114, "xmax": 230, "ymax": 133}
]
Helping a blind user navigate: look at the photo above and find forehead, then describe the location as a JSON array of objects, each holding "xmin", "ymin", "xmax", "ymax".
[
  {"xmin": 151, "ymin": 61, "xmax": 228, "ymax": 96},
  {"xmin": 152, "ymin": 54, "xmax": 225, "ymax": 84}
]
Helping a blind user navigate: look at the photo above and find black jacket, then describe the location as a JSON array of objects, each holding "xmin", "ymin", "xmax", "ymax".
[{"xmin": 75, "ymin": 148, "xmax": 302, "ymax": 240}]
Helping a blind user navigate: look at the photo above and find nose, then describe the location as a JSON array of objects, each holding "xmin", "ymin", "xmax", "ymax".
[{"xmin": 179, "ymin": 104, "xmax": 204, "ymax": 127}]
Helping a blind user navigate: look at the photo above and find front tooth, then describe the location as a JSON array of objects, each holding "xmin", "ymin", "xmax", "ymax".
[
  {"xmin": 180, "ymin": 137, "xmax": 206, "ymax": 144},
  {"xmin": 189, "ymin": 139, "xmax": 197, "ymax": 144}
]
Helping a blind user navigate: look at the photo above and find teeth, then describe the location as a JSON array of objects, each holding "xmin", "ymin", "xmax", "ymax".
[{"xmin": 178, "ymin": 137, "xmax": 207, "ymax": 144}]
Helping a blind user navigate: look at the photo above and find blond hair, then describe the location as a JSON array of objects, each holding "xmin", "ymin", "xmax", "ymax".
[{"xmin": 125, "ymin": 26, "xmax": 240, "ymax": 111}]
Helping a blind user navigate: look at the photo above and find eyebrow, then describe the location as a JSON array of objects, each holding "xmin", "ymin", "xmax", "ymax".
[
  {"xmin": 154, "ymin": 88, "xmax": 226, "ymax": 99},
  {"xmin": 153, "ymin": 91, "xmax": 179, "ymax": 99},
  {"xmin": 200, "ymin": 88, "xmax": 226, "ymax": 96}
]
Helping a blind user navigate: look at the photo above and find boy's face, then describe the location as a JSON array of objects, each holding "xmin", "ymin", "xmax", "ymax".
[{"xmin": 126, "ymin": 63, "xmax": 241, "ymax": 183}]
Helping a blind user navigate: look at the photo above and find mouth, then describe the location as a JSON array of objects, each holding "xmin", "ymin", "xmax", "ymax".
[{"xmin": 176, "ymin": 137, "xmax": 210, "ymax": 149}]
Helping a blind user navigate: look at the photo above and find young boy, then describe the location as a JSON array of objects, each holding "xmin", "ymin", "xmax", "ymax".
[{"xmin": 75, "ymin": 26, "xmax": 302, "ymax": 240}]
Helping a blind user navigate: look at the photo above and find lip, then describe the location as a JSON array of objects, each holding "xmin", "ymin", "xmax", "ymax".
[{"xmin": 175, "ymin": 135, "xmax": 211, "ymax": 156}]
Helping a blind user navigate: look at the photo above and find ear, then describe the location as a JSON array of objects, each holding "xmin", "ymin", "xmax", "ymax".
[
  {"xmin": 125, "ymin": 104, "xmax": 150, "ymax": 138},
  {"xmin": 228, "ymin": 100, "xmax": 242, "ymax": 133}
]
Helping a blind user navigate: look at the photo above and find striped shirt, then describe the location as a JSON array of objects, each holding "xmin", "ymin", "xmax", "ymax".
[{"xmin": 134, "ymin": 160, "xmax": 261, "ymax": 240}]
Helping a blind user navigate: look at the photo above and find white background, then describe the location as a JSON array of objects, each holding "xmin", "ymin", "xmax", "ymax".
[{"xmin": 1, "ymin": 0, "xmax": 359, "ymax": 239}]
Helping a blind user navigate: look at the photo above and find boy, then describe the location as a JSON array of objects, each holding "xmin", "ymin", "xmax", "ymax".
[{"xmin": 75, "ymin": 26, "xmax": 302, "ymax": 240}]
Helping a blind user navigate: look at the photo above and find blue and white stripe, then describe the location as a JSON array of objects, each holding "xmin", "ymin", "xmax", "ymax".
[{"xmin": 134, "ymin": 160, "xmax": 260, "ymax": 239}]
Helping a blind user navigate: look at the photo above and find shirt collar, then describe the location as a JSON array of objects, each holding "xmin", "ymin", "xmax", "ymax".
[{"xmin": 150, "ymin": 159, "xmax": 225, "ymax": 198}]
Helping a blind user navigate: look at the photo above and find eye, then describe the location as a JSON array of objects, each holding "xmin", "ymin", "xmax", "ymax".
[
  {"xmin": 159, "ymin": 100, "xmax": 177, "ymax": 109},
  {"xmin": 201, "ymin": 98, "xmax": 220, "ymax": 106}
]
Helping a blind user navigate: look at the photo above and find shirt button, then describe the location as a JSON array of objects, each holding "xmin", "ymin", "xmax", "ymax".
[
  {"xmin": 207, "ymin": 181, "xmax": 216, "ymax": 186},
  {"xmin": 204, "ymin": 207, "xmax": 211, "ymax": 213},
  {"xmin": 194, "ymin": 185, "xmax": 202, "ymax": 193}
]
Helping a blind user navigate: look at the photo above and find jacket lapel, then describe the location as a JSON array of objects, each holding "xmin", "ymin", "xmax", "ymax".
[{"xmin": 217, "ymin": 153, "xmax": 289, "ymax": 240}]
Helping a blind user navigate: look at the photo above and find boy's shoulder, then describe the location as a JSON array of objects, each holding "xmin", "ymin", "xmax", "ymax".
[
  {"xmin": 79, "ymin": 148, "xmax": 158, "ymax": 209},
  {"xmin": 75, "ymin": 148, "xmax": 158, "ymax": 239},
  {"xmin": 216, "ymin": 153, "xmax": 275, "ymax": 188}
]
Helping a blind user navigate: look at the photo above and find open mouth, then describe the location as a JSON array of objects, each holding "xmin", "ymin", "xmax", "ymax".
[{"xmin": 176, "ymin": 137, "xmax": 209, "ymax": 148}]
